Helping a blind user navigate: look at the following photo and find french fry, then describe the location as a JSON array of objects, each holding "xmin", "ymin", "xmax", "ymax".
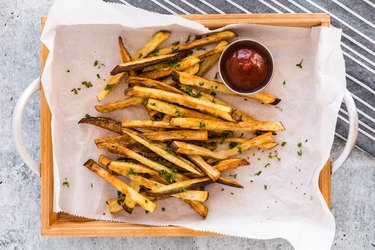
[
  {"xmin": 139, "ymin": 56, "xmax": 200, "ymax": 79},
  {"xmin": 143, "ymin": 130, "xmax": 208, "ymax": 141},
  {"xmin": 95, "ymin": 136, "xmax": 134, "ymax": 149},
  {"xmin": 132, "ymin": 31, "xmax": 171, "ymax": 60},
  {"xmin": 98, "ymin": 155, "xmax": 113, "ymax": 167},
  {"xmin": 183, "ymin": 63, "xmax": 200, "ymax": 75},
  {"xmin": 95, "ymin": 97, "xmax": 145, "ymax": 113},
  {"xmin": 98, "ymin": 142, "xmax": 187, "ymax": 182},
  {"xmin": 96, "ymin": 36, "xmax": 132, "ymax": 102},
  {"xmin": 106, "ymin": 197, "xmax": 125, "ymax": 214},
  {"xmin": 108, "ymin": 161, "xmax": 159, "ymax": 176},
  {"xmin": 123, "ymin": 181, "xmax": 141, "ymax": 213},
  {"xmin": 173, "ymin": 71, "xmax": 281, "ymax": 105},
  {"xmin": 197, "ymin": 54, "xmax": 220, "ymax": 76},
  {"xmin": 217, "ymin": 176, "xmax": 244, "ymax": 188},
  {"xmin": 157, "ymin": 30, "xmax": 237, "ymax": 55},
  {"xmin": 128, "ymin": 174, "xmax": 209, "ymax": 202},
  {"xmin": 123, "ymin": 129, "xmax": 203, "ymax": 175},
  {"xmin": 125, "ymin": 86, "xmax": 234, "ymax": 121},
  {"xmin": 170, "ymin": 118, "xmax": 285, "ymax": 132},
  {"xmin": 196, "ymin": 40, "xmax": 229, "ymax": 60},
  {"xmin": 185, "ymin": 200, "xmax": 208, "ymax": 219},
  {"xmin": 146, "ymin": 98, "xmax": 221, "ymax": 121},
  {"xmin": 121, "ymin": 120, "xmax": 177, "ymax": 129},
  {"xmin": 172, "ymin": 132, "xmax": 274, "ymax": 159},
  {"xmin": 145, "ymin": 177, "xmax": 212, "ymax": 197},
  {"xmin": 207, "ymin": 137, "xmax": 277, "ymax": 149},
  {"xmin": 125, "ymin": 76, "xmax": 185, "ymax": 94},
  {"xmin": 214, "ymin": 158, "xmax": 250, "ymax": 171},
  {"xmin": 187, "ymin": 155, "xmax": 220, "ymax": 181},
  {"xmin": 78, "ymin": 117, "xmax": 123, "ymax": 134},
  {"xmin": 84, "ymin": 159, "xmax": 156, "ymax": 212},
  {"xmin": 111, "ymin": 51, "xmax": 190, "ymax": 75}
]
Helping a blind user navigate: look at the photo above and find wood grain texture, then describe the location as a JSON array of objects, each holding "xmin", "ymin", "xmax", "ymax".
[{"xmin": 40, "ymin": 14, "xmax": 331, "ymax": 237}]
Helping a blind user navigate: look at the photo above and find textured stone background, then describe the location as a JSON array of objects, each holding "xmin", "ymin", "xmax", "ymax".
[{"xmin": 0, "ymin": 0, "xmax": 374, "ymax": 249}]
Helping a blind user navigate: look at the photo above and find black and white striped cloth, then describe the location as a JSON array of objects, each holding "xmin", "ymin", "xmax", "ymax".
[{"xmin": 107, "ymin": 0, "xmax": 375, "ymax": 157}]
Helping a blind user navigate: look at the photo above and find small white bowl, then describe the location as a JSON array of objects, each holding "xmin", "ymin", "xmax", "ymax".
[{"xmin": 218, "ymin": 39, "xmax": 274, "ymax": 95}]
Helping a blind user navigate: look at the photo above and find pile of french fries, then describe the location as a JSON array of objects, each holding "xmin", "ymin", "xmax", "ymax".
[{"xmin": 80, "ymin": 30, "xmax": 285, "ymax": 218}]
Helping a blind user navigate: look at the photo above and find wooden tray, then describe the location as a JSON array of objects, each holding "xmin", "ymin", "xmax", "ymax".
[{"xmin": 41, "ymin": 13, "xmax": 331, "ymax": 237}]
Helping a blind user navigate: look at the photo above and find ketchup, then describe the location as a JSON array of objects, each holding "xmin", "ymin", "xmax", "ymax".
[{"xmin": 220, "ymin": 41, "xmax": 273, "ymax": 93}]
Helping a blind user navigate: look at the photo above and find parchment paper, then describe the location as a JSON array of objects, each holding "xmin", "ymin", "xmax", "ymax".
[{"xmin": 41, "ymin": 0, "xmax": 346, "ymax": 249}]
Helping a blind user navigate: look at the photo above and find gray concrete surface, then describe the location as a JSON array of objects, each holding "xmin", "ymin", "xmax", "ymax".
[{"xmin": 0, "ymin": 0, "xmax": 374, "ymax": 249}]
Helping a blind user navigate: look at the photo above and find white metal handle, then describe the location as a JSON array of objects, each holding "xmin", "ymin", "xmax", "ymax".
[
  {"xmin": 12, "ymin": 77, "xmax": 41, "ymax": 175},
  {"xmin": 331, "ymin": 89, "xmax": 359, "ymax": 173}
]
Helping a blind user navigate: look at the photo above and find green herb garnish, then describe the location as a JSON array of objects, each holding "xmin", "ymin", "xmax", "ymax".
[
  {"xmin": 282, "ymin": 81, "xmax": 286, "ymax": 85},
  {"xmin": 194, "ymin": 35, "xmax": 202, "ymax": 40},
  {"xmin": 127, "ymin": 167, "xmax": 137, "ymax": 176},
  {"xmin": 81, "ymin": 81, "xmax": 93, "ymax": 88},
  {"xmin": 180, "ymin": 86, "xmax": 201, "ymax": 98},
  {"xmin": 237, "ymin": 146, "xmax": 243, "ymax": 154},
  {"xmin": 96, "ymin": 74, "xmax": 101, "ymax": 79},
  {"xmin": 297, "ymin": 149, "xmax": 303, "ymax": 156},
  {"xmin": 62, "ymin": 178, "xmax": 69, "ymax": 188},
  {"xmin": 254, "ymin": 171, "xmax": 262, "ymax": 176},
  {"xmin": 281, "ymin": 142, "xmax": 287, "ymax": 147},
  {"xmin": 161, "ymin": 207, "xmax": 166, "ymax": 212},
  {"xmin": 104, "ymin": 84, "xmax": 114, "ymax": 91},
  {"xmin": 71, "ymin": 88, "xmax": 80, "ymax": 95},
  {"xmin": 138, "ymin": 53, "xmax": 143, "ymax": 59},
  {"xmin": 199, "ymin": 81, "xmax": 205, "ymax": 86},
  {"xmin": 220, "ymin": 133, "xmax": 230, "ymax": 143},
  {"xmin": 210, "ymin": 91, "xmax": 216, "ymax": 96},
  {"xmin": 175, "ymin": 109, "xmax": 183, "ymax": 117},
  {"xmin": 94, "ymin": 60, "xmax": 99, "ymax": 66},
  {"xmin": 214, "ymin": 72, "xmax": 219, "ymax": 80},
  {"xmin": 264, "ymin": 185, "xmax": 268, "ymax": 190},
  {"xmin": 296, "ymin": 58, "xmax": 303, "ymax": 68},
  {"xmin": 185, "ymin": 34, "xmax": 191, "ymax": 43},
  {"xmin": 229, "ymin": 173, "xmax": 237, "ymax": 179},
  {"xmin": 168, "ymin": 61, "xmax": 180, "ymax": 69},
  {"xmin": 264, "ymin": 163, "xmax": 270, "ymax": 168},
  {"xmin": 297, "ymin": 142, "xmax": 302, "ymax": 147},
  {"xmin": 199, "ymin": 122, "xmax": 206, "ymax": 128},
  {"xmin": 179, "ymin": 187, "xmax": 187, "ymax": 192},
  {"xmin": 172, "ymin": 41, "xmax": 180, "ymax": 46},
  {"xmin": 171, "ymin": 47, "xmax": 179, "ymax": 53},
  {"xmin": 150, "ymin": 102, "xmax": 156, "ymax": 106}
]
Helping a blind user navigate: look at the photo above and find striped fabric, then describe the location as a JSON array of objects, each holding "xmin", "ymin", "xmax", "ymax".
[{"xmin": 108, "ymin": 0, "xmax": 375, "ymax": 157}]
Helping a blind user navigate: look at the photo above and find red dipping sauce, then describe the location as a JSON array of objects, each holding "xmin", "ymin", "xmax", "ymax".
[{"xmin": 220, "ymin": 40, "xmax": 273, "ymax": 94}]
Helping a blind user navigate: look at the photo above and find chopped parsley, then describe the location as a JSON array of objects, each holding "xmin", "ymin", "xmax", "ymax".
[
  {"xmin": 264, "ymin": 185, "xmax": 268, "ymax": 190},
  {"xmin": 179, "ymin": 187, "xmax": 187, "ymax": 192},
  {"xmin": 62, "ymin": 178, "xmax": 69, "ymax": 188},
  {"xmin": 254, "ymin": 131, "xmax": 266, "ymax": 136},
  {"xmin": 185, "ymin": 34, "xmax": 191, "ymax": 43},
  {"xmin": 104, "ymin": 84, "xmax": 114, "ymax": 91},
  {"xmin": 229, "ymin": 173, "xmax": 237, "ymax": 179},
  {"xmin": 138, "ymin": 53, "xmax": 143, "ymax": 59},
  {"xmin": 180, "ymin": 86, "xmax": 201, "ymax": 98},
  {"xmin": 159, "ymin": 167, "xmax": 177, "ymax": 184},
  {"xmin": 221, "ymin": 188, "xmax": 225, "ymax": 191},
  {"xmin": 194, "ymin": 34, "xmax": 202, "ymax": 40},
  {"xmin": 151, "ymin": 48, "xmax": 159, "ymax": 56},
  {"xmin": 268, "ymin": 151, "xmax": 281, "ymax": 161},
  {"xmin": 199, "ymin": 81, "xmax": 205, "ymax": 86},
  {"xmin": 230, "ymin": 192, "xmax": 234, "ymax": 195},
  {"xmin": 102, "ymin": 213, "xmax": 106, "ymax": 215},
  {"xmin": 171, "ymin": 47, "xmax": 179, "ymax": 53},
  {"xmin": 117, "ymin": 199, "xmax": 124, "ymax": 206},
  {"xmin": 161, "ymin": 207, "xmax": 166, "ymax": 212},
  {"xmin": 145, "ymin": 199, "xmax": 148, "ymax": 203},
  {"xmin": 281, "ymin": 141, "xmax": 287, "ymax": 147},
  {"xmin": 297, "ymin": 149, "xmax": 303, "ymax": 156},
  {"xmin": 90, "ymin": 183, "xmax": 93, "ymax": 188},
  {"xmin": 199, "ymin": 122, "xmax": 206, "ymax": 128},
  {"xmin": 229, "ymin": 142, "xmax": 239, "ymax": 149},
  {"xmin": 172, "ymin": 41, "xmax": 180, "ymax": 46},
  {"xmin": 96, "ymin": 74, "xmax": 101, "ymax": 79},
  {"xmin": 254, "ymin": 171, "xmax": 262, "ymax": 176},
  {"xmin": 145, "ymin": 210, "xmax": 149, "ymax": 214},
  {"xmin": 71, "ymin": 88, "xmax": 80, "ymax": 95},
  {"xmin": 196, "ymin": 46, "xmax": 206, "ymax": 51},
  {"xmin": 220, "ymin": 132, "xmax": 230, "ymax": 143},
  {"xmin": 66, "ymin": 69, "xmax": 70, "ymax": 73},
  {"xmin": 81, "ymin": 81, "xmax": 93, "ymax": 88},
  {"xmin": 127, "ymin": 167, "xmax": 137, "ymax": 176},
  {"xmin": 85, "ymin": 114, "xmax": 91, "ymax": 118},
  {"xmin": 297, "ymin": 142, "xmax": 302, "ymax": 147},
  {"xmin": 168, "ymin": 61, "xmax": 180, "ymax": 69},
  {"xmin": 175, "ymin": 109, "xmax": 183, "ymax": 117},
  {"xmin": 237, "ymin": 146, "xmax": 243, "ymax": 154},
  {"xmin": 150, "ymin": 102, "xmax": 156, "ymax": 106},
  {"xmin": 264, "ymin": 163, "xmax": 270, "ymax": 168},
  {"xmin": 244, "ymin": 98, "xmax": 248, "ymax": 101},
  {"xmin": 296, "ymin": 58, "xmax": 303, "ymax": 68},
  {"xmin": 94, "ymin": 60, "xmax": 99, "ymax": 66},
  {"xmin": 117, "ymin": 191, "xmax": 125, "ymax": 198},
  {"xmin": 214, "ymin": 72, "xmax": 219, "ymax": 80},
  {"xmin": 282, "ymin": 81, "xmax": 286, "ymax": 85},
  {"xmin": 210, "ymin": 91, "xmax": 216, "ymax": 96}
]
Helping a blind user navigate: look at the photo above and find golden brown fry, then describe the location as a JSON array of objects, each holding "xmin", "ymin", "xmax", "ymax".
[
  {"xmin": 78, "ymin": 117, "xmax": 123, "ymax": 134},
  {"xmin": 119, "ymin": 36, "xmax": 132, "ymax": 62},
  {"xmin": 157, "ymin": 30, "xmax": 237, "ymax": 55},
  {"xmin": 196, "ymin": 40, "xmax": 229, "ymax": 60},
  {"xmin": 108, "ymin": 161, "xmax": 159, "ymax": 176},
  {"xmin": 132, "ymin": 31, "xmax": 171, "ymax": 60},
  {"xmin": 143, "ymin": 130, "xmax": 208, "ymax": 141},
  {"xmin": 95, "ymin": 97, "xmax": 145, "ymax": 113},
  {"xmin": 172, "ymin": 132, "xmax": 274, "ymax": 159},
  {"xmin": 121, "ymin": 120, "xmax": 177, "ymax": 129},
  {"xmin": 124, "ymin": 181, "xmax": 140, "ymax": 213},
  {"xmin": 123, "ymin": 129, "xmax": 203, "ymax": 175},
  {"xmin": 187, "ymin": 155, "xmax": 220, "ymax": 181},
  {"xmin": 98, "ymin": 155, "xmax": 113, "ymax": 167},
  {"xmin": 125, "ymin": 76, "xmax": 184, "ymax": 94},
  {"xmin": 197, "ymin": 54, "xmax": 220, "ymax": 76},
  {"xmin": 139, "ymin": 56, "xmax": 200, "ymax": 80},
  {"xmin": 98, "ymin": 142, "xmax": 187, "ymax": 182},
  {"xmin": 125, "ymin": 86, "xmax": 234, "ymax": 121},
  {"xmin": 106, "ymin": 197, "xmax": 124, "ymax": 214},
  {"xmin": 145, "ymin": 177, "xmax": 211, "ymax": 197},
  {"xmin": 217, "ymin": 176, "xmax": 243, "ymax": 188},
  {"xmin": 183, "ymin": 63, "xmax": 200, "ymax": 75},
  {"xmin": 111, "ymin": 51, "xmax": 189, "ymax": 75},
  {"xmin": 170, "ymin": 118, "xmax": 285, "ymax": 132},
  {"xmin": 95, "ymin": 135, "xmax": 134, "ymax": 149},
  {"xmin": 214, "ymin": 158, "xmax": 250, "ymax": 171},
  {"xmin": 84, "ymin": 159, "xmax": 156, "ymax": 212},
  {"xmin": 185, "ymin": 200, "xmax": 208, "ymax": 219},
  {"xmin": 146, "ymin": 98, "xmax": 221, "ymax": 121}
]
